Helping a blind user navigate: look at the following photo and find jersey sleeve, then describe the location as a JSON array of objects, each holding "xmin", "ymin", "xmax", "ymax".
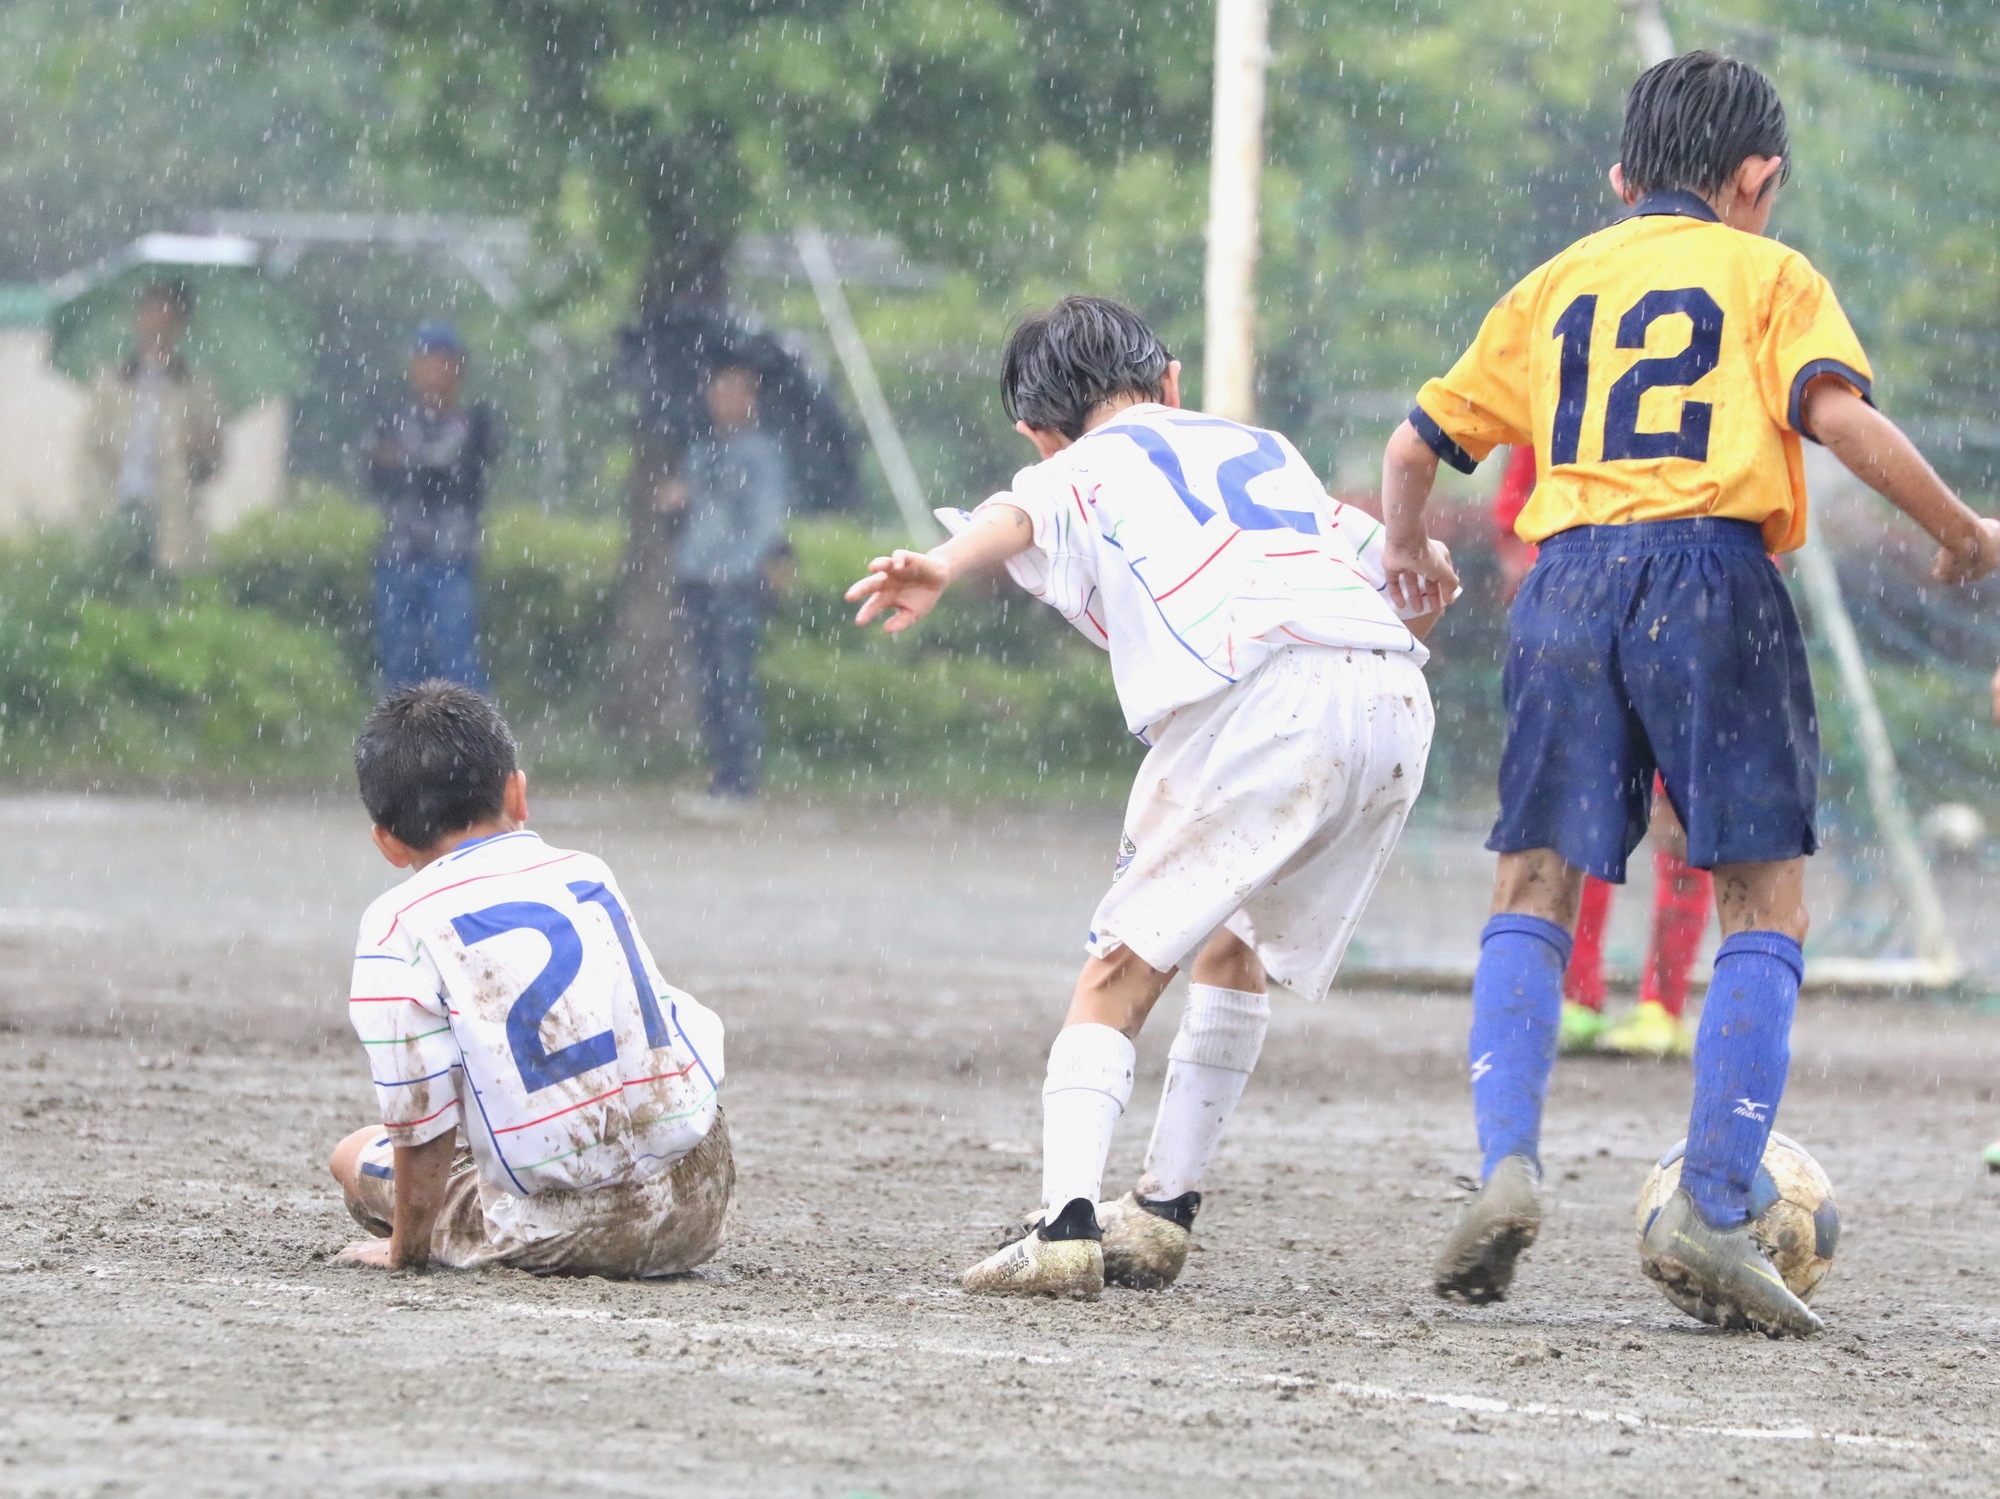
[
  {"xmin": 969, "ymin": 470, "xmax": 1111, "ymax": 648},
  {"xmin": 348, "ymin": 927, "xmax": 461, "ymax": 1147},
  {"xmin": 1761, "ymin": 256, "xmax": 1874, "ymax": 441},
  {"xmin": 1410, "ymin": 272, "xmax": 1541, "ymax": 473}
]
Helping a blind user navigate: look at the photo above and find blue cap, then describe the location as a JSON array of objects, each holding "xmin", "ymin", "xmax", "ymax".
[{"xmin": 413, "ymin": 321, "xmax": 464, "ymax": 357}]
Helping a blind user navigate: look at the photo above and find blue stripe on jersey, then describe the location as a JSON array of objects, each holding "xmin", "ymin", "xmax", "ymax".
[{"xmin": 370, "ymin": 1064, "xmax": 459, "ymax": 1090}]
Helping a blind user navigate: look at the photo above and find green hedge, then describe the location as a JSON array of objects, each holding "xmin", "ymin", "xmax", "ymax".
[
  {"xmin": 9, "ymin": 490, "xmax": 1998, "ymax": 816},
  {"xmin": 0, "ymin": 491, "xmax": 1135, "ymax": 791}
]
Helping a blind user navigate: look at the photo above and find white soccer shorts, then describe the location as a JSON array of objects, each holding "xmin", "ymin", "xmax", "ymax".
[{"xmin": 1086, "ymin": 644, "xmax": 1433, "ymax": 1002}]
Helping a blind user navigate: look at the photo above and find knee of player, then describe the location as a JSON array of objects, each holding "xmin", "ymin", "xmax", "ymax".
[{"xmin": 328, "ymin": 1126, "xmax": 379, "ymax": 1190}]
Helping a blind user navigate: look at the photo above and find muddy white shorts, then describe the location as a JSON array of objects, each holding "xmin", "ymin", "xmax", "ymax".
[
  {"xmin": 344, "ymin": 1111, "xmax": 735, "ymax": 1277},
  {"xmin": 1087, "ymin": 645, "xmax": 1433, "ymax": 1001}
]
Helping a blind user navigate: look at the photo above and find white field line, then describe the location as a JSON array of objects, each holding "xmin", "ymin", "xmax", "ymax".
[
  {"xmin": 1265, "ymin": 1374, "xmax": 1923, "ymax": 1451},
  {"xmin": 187, "ymin": 1279, "xmax": 1932, "ymax": 1454},
  {"xmin": 494, "ymin": 1300, "xmax": 1925, "ymax": 1452}
]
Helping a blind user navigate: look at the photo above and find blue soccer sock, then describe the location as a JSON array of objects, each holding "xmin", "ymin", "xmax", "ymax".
[
  {"xmin": 1681, "ymin": 930, "xmax": 1803, "ymax": 1230},
  {"xmin": 1469, "ymin": 914, "xmax": 1572, "ymax": 1179}
]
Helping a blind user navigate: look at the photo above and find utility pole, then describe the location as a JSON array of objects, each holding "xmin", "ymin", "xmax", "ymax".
[{"xmin": 1204, "ymin": 0, "xmax": 1270, "ymax": 423}]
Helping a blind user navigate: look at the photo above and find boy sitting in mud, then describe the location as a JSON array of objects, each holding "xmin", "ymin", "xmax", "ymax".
[{"xmin": 329, "ymin": 681, "xmax": 733, "ymax": 1275}]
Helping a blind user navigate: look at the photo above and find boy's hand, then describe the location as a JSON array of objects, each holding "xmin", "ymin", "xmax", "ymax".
[
  {"xmin": 333, "ymin": 1238, "xmax": 399, "ymax": 1269},
  {"xmin": 1931, "ymin": 518, "xmax": 2000, "ymax": 587},
  {"xmin": 846, "ymin": 549, "xmax": 951, "ymax": 634},
  {"xmin": 1382, "ymin": 533, "xmax": 1461, "ymax": 616}
]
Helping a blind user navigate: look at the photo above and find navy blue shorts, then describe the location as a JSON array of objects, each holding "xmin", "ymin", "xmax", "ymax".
[{"xmin": 1488, "ymin": 517, "xmax": 1818, "ymax": 882}]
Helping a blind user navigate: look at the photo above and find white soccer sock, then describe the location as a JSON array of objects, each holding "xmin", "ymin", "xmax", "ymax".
[
  {"xmin": 1138, "ymin": 984, "xmax": 1270, "ymax": 1202},
  {"xmin": 1040, "ymin": 1022, "xmax": 1136, "ymax": 1216}
]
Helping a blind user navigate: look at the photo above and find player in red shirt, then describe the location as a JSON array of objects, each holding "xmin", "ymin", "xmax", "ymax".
[{"xmin": 1491, "ymin": 447, "xmax": 1706, "ymax": 1058}]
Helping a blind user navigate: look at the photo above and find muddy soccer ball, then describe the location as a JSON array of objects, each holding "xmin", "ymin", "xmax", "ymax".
[{"xmin": 1635, "ymin": 1132, "xmax": 1839, "ymax": 1315}]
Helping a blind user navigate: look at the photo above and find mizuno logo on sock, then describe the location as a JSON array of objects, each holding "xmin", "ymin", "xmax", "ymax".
[
  {"xmin": 1470, "ymin": 1052, "xmax": 1493, "ymax": 1083},
  {"xmin": 1732, "ymin": 1097, "xmax": 1769, "ymax": 1122}
]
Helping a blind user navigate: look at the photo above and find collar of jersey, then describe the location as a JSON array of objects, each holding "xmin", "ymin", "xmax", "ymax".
[
  {"xmin": 1083, "ymin": 402, "xmax": 1170, "ymax": 437},
  {"xmin": 1618, "ymin": 189, "xmax": 1721, "ymax": 224},
  {"xmin": 438, "ymin": 828, "xmax": 540, "ymax": 864}
]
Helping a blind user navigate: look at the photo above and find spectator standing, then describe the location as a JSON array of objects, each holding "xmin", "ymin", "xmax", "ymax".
[
  {"xmin": 368, "ymin": 323, "xmax": 502, "ymax": 692},
  {"xmin": 80, "ymin": 279, "xmax": 226, "ymax": 576},
  {"xmin": 663, "ymin": 363, "xmax": 792, "ymax": 809}
]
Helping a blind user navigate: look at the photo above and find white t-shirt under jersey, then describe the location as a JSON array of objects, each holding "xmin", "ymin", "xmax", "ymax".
[
  {"xmin": 964, "ymin": 404, "xmax": 1427, "ymax": 737},
  {"xmin": 348, "ymin": 830, "xmax": 724, "ymax": 1202}
]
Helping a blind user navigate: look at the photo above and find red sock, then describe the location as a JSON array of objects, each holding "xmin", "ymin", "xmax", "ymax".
[
  {"xmin": 1641, "ymin": 848, "xmax": 1712, "ymax": 1019},
  {"xmin": 1565, "ymin": 876, "xmax": 1613, "ymax": 1010}
]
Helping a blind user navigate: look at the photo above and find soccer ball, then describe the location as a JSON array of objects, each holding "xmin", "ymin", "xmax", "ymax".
[
  {"xmin": 1921, "ymin": 802, "xmax": 1988, "ymax": 860},
  {"xmin": 1635, "ymin": 1132, "xmax": 1839, "ymax": 1314}
]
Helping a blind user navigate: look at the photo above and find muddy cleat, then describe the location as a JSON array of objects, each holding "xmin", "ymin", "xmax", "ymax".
[
  {"xmin": 1599, "ymin": 999, "xmax": 1694, "ymax": 1060},
  {"xmin": 1983, "ymin": 1138, "xmax": 2000, "ymax": 1174},
  {"xmin": 1433, "ymin": 1154, "xmax": 1542, "ymax": 1305},
  {"xmin": 1099, "ymin": 1190, "xmax": 1199, "ymax": 1289},
  {"xmin": 962, "ymin": 1196, "xmax": 1104, "ymax": 1298},
  {"xmin": 1639, "ymin": 1188, "xmax": 1823, "ymax": 1337},
  {"xmin": 1559, "ymin": 1000, "xmax": 1606, "ymax": 1055}
]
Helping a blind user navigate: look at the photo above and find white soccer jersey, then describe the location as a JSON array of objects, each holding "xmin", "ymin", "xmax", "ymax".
[
  {"xmin": 348, "ymin": 830, "xmax": 723, "ymax": 1200},
  {"xmin": 962, "ymin": 404, "xmax": 1428, "ymax": 736}
]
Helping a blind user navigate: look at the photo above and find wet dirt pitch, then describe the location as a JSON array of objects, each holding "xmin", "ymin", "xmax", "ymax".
[{"xmin": 2, "ymin": 791, "xmax": 1998, "ymax": 1496}]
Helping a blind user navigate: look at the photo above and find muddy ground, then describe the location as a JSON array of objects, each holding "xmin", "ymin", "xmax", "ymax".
[{"xmin": 2, "ymin": 791, "xmax": 1998, "ymax": 1496}]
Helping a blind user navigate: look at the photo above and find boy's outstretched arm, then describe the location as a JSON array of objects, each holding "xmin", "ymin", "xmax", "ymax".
[
  {"xmin": 1379, "ymin": 420, "xmax": 1464, "ymax": 614},
  {"xmin": 1803, "ymin": 378, "xmax": 2000, "ymax": 584},
  {"xmin": 845, "ymin": 502, "xmax": 1034, "ymax": 634}
]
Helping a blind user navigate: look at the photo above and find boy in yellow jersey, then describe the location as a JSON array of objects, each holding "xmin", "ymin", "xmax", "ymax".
[{"xmin": 1380, "ymin": 51, "xmax": 2000, "ymax": 1336}]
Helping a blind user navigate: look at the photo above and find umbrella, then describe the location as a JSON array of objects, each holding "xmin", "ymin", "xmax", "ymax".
[{"xmin": 46, "ymin": 234, "xmax": 309, "ymax": 414}]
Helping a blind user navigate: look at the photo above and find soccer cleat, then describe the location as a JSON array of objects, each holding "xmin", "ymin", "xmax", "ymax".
[
  {"xmin": 1099, "ymin": 1190, "xmax": 1199, "ymax": 1289},
  {"xmin": 962, "ymin": 1196, "xmax": 1104, "ymax": 1298},
  {"xmin": 1598, "ymin": 1000, "xmax": 1694, "ymax": 1059},
  {"xmin": 1433, "ymin": 1154, "xmax": 1541, "ymax": 1305},
  {"xmin": 1983, "ymin": 1138, "xmax": 2000, "ymax": 1174},
  {"xmin": 1559, "ymin": 1001, "xmax": 1607, "ymax": 1055},
  {"xmin": 1639, "ymin": 1188, "xmax": 1823, "ymax": 1337}
]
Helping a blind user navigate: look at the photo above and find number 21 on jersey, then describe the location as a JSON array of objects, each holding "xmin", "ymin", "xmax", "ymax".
[{"xmin": 1550, "ymin": 288, "xmax": 1724, "ymax": 467}]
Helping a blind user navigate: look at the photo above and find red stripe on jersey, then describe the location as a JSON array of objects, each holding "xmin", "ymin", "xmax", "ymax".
[
  {"xmin": 392, "ymin": 1098, "xmax": 460, "ymax": 1130},
  {"xmin": 492, "ymin": 1082, "xmax": 622, "ymax": 1136},
  {"xmin": 622, "ymin": 1061, "xmax": 698, "ymax": 1089},
  {"xmin": 1154, "ymin": 528, "xmax": 1244, "ymax": 602}
]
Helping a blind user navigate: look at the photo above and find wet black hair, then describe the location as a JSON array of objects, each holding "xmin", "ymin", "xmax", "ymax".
[
  {"xmin": 1000, "ymin": 295, "xmax": 1172, "ymax": 441},
  {"xmin": 355, "ymin": 681, "xmax": 518, "ymax": 850},
  {"xmin": 1621, "ymin": 50, "xmax": 1790, "ymax": 200}
]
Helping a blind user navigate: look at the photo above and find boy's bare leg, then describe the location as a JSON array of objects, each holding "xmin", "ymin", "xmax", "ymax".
[
  {"xmin": 1490, "ymin": 847, "xmax": 1586, "ymax": 927},
  {"xmin": 1061, "ymin": 945, "xmax": 1177, "ymax": 1035},
  {"xmin": 330, "ymin": 1131, "xmax": 457, "ymax": 1270},
  {"xmin": 1102, "ymin": 928, "xmax": 1271, "ymax": 1287},
  {"xmin": 328, "ymin": 1126, "xmax": 380, "ymax": 1198}
]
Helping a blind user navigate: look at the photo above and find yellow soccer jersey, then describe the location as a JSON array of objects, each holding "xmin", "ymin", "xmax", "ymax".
[{"xmin": 1411, "ymin": 190, "xmax": 1872, "ymax": 553}]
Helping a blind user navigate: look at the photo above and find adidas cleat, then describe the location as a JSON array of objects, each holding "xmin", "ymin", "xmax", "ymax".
[
  {"xmin": 1599, "ymin": 1000, "xmax": 1694, "ymax": 1060},
  {"xmin": 1559, "ymin": 1001, "xmax": 1607, "ymax": 1055},
  {"xmin": 962, "ymin": 1196, "xmax": 1104, "ymax": 1298},
  {"xmin": 1433, "ymin": 1154, "xmax": 1542, "ymax": 1305},
  {"xmin": 1099, "ymin": 1190, "xmax": 1199, "ymax": 1289},
  {"xmin": 1639, "ymin": 1188, "xmax": 1823, "ymax": 1338}
]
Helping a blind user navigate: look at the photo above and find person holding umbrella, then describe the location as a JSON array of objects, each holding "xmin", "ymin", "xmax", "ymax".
[
  {"xmin": 79, "ymin": 279, "xmax": 226, "ymax": 576},
  {"xmin": 368, "ymin": 322, "xmax": 503, "ymax": 693}
]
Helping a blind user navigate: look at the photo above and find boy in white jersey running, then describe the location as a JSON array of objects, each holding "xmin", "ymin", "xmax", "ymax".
[
  {"xmin": 846, "ymin": 297, "xmax": 1448, "ymax": 1297},
  {"xmin": 328, "ymin": 682, "xmax": 733, "ymax": 1275}
]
